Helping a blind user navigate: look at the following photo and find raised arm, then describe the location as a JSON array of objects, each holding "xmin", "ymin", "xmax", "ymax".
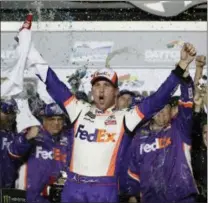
[
  {"xmin": 194, "ymin": 55, "xmax": 206, "ymax": 87},
  {"xmin": 125, "ymin": 43, "xmax": 197, "ymax": 132},
  {"xmin": 27, "ymin": 44, "xmax": 88, "ymax": 123}
]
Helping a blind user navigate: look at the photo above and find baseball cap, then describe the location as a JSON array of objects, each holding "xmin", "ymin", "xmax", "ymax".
[
  {"xmin": 39, "ymin": 103, "xmax": 64, "ymax": 117},
  {"xmin": 0, "ymin": 98, "xmax": 18, "ymax": 114},
  {"xmin": 119, "ymin": 90, "xmax": 136, "ymax": 97},
  {"xmin": 91, "ymin": 68, "xmax": 118, "ymax": 88}
]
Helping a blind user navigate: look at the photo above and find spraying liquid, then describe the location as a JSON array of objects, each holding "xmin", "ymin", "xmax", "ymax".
[{"xmin": 105, "ymin": 47, "xmax": 141, "ymax": 68}]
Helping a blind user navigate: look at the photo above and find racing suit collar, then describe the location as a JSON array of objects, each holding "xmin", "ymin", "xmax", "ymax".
[{"xmin": 94, "ymin": 105, "xmax": 116, "ymax": 114}]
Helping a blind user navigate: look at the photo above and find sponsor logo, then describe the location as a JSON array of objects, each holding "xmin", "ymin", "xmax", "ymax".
[
  {"xmin": 49, "ymin": 104, "xmax": 63, "ymax": 115},
  {"xmin": 75, "ymin": 124, "xmax": 116, "ymax": 142},
  {"xmin": 60, "ymin": 137, "xmax": 68, "ymax": 146},
  {"xmin": 2, "ymin": 138, "xmax": 12, "ymax": 150},
  {"xmin": 118, "ymin": 74, "xmax": 144, "ymax": 89},
  {"xmin": 94, "ymin": 71, "xmax": 111, "ymax": 78},
  {"xmin": 140, "ymin": 137, "xmax": 171, "ymax": 154},
  {"xmin": 85, "ymin": 111, "xmax": 96, "ymax": 119},
  {"xmin": 140, "ymin": 129, "xmax": 149, "ymax": 136},
  {"xmin": 3, "ymin": 195, "xmax": 26, "ymax": 203},
  {"xmin": 95, "ymin": 109, "xmax": 104, "ymax": 114},
  {"xmin": 188, "ymin": 87, "xmax": 193, "ymax": 99},
  {"xmin": 35, "ymin": 146, "xmax": 53, "ymax": 160},
  {"xmin": 71, "ymin": 41, "xmax": 114, "ymax": 62},
  {"xmin": 105, "ymin": 115, "xmax": 117, "ymax": 125},
  {"xmin": 83, "ymin": 111, "xmax": 96, "ymax": 123},
  {"xmin": 144, "ymin": 50, "xmax": 180, "ymax": 63},
  {"xmin": 35, "ymin": 146, "xmax": 66, "ymax": 162},
  {"xmin": 3, "ymin": 195, "xmax": 11, "ymax": 203}
]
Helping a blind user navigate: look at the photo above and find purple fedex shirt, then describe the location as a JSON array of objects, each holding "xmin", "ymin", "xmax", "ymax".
[
  {"xmin": 8, "ymin": 127, "xmax": 72, "ymax": 203},
  {"xmin": 127, "ymin": 81, "xmax": 198, "ymax": 203},
  {"xmin": 0, "ymin": 130, "xmax": 20, "ymax": 188}
]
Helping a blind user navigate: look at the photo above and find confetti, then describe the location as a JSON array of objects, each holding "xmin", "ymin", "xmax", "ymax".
[{"xmin": 167, "ymin": 40, "xmax": 184, "ymax": 48}]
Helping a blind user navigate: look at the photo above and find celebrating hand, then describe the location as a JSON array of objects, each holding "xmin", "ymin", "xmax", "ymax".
[
  {"xmin": 178, "ymin": 43, "xmax": 197, "ymax": 70},
  {"xmin": 195, "ymin": 55, "xmax": 206, "ymax": 67},
  {"xmin": 194, "ymin": 55, "xmax": 206, "ymax": 86}
]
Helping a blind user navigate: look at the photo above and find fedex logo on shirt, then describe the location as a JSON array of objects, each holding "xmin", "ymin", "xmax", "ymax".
[
  {"xmin": 35, "ymin": 146, "xmax": 66, "ymax": 162},
  {"xmin": 75, "ymin": 124, "xmax": 116, "ymax": 142},
  {"xmin": 1, "ymin": 138, "xmax": 11, "ymax": 150},
  {"xmin": 140, "ymin": 137, "xmax": 171, "ymax": 154}
]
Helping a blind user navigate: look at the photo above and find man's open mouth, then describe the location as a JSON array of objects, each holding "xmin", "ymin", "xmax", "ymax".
[{"xmin": 99, "ymin": 96, "xmax": 104, "ymax": 103}]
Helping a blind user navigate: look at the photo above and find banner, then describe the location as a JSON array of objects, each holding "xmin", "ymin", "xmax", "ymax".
[
  {"xmin": 1, "ymin": 31, "xmax": 206, "ymax": 69},
  {"xmin": 70, "ymin": 41, "xmax": 114, "ymax": 63}
]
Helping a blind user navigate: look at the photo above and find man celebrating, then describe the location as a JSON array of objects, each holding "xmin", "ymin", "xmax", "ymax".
[
  {"xmin": 14, "ymin": 14, "xmax": 196, "ymax": 203},
  {"xmin": 127, "ymin": 79, "xmax": 197, "ymax": 203}
]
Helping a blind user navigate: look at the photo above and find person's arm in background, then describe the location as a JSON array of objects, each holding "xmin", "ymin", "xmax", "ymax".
[
  {"xmin": 192, "ymin": 85, "xmax": 207, "ymax": 149},
  {"xmin": 125, "ymin": 43, "xmax": 197, "ymax": 132},
  {"xmin": 192, "ymin": 56, "xmax": 206, "ymax": 148},
  {"xmin": 8, "ymin": 126, "xmax": 39, "ymax": 158},
  {"xmin": 126, "ymin": 135, "xmax": 141, "ymax": 199},
  {"xmin": 194, "ymin": 55, "xmax": 206, "ymax": 87},
  {"xmin": 27, "ymin": 44, "xmax": 88, "ymax": 124}
]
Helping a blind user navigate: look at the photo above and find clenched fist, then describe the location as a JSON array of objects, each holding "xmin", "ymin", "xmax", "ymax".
[
  {"xmin": 194, "ymin": 55, "xmax": 206, "ymax": 85},
  {"xmin": 26, "ymin": 126, "xmax": 39, "ymax": 140},
  {"xmin": 195, "ymin": 55, "xmax": 206, "ymax": 67},
  {"xmin": 178, "ymin": 43, "xmax": 197, "ymax": 70}
]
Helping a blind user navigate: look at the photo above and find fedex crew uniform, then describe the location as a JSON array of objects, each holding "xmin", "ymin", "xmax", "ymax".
[
  {"xmin": 0, "ymin": 99, "xmax": 20, "ymax": 188},
  {"xmin": 8, "ymin": 104, "xmax": 72, "ymax": 203},
  {"xmin": 30, "ymin": 54, "xmax": 189, "ymax": 202},
  {"xmin": 127, "ymin": 79, "xmax": 198, "ymax": 203},
  {"xmin": 0, "ymin": 130, "xmax": 19, "ymax": 188}
]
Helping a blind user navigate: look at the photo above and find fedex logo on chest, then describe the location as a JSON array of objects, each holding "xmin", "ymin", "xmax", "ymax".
[
  {"xmin": 1, "ymin": 137, "xmax": 12, "ymax": 150},
  {"xmin": 75, "ymin": 124, "xmax": 116, "ymax": 143},
  {"xmin": 140, "ymin": 137, "xmax": 171, "ymax": 154},
  {"xmin": 35, "ymin": 146, "xmax": 66, "ymax": 162}
]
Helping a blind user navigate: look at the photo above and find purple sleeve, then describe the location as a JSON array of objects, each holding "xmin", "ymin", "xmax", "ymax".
[
  {"xmin": 44, "ymin": 67, "xmax": 73, "ymax": 109},
  {"xmin": 127, "ymin": 136, "xmax": 141, "ymax": 195},
  {"xmin": 8, "ymin": 133, "xmax": 32, "ymax": 158},
  {"xmin": 138, "ymin": 72, "xmax": 180, "ymax": 120},
  {"xmin": 173, "ymin": 79, "xmax": 194, "ymax": 144},
  {"xmin": 39, "ymin": 67, "xmax": 86, "ymax": 123}
]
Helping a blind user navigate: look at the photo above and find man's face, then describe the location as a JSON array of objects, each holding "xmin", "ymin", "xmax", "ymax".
[
  {"xmin": 0, "ymin": 111, "xmax": 16, "ymax": 130},
  {"xmin": 92, "ymin": 80, "xmax": 118, "ymax": 111},
  {"xmin": 153, "ymin": 105, "xmax": 171, "ymax": 127},
  {"xmin": 117, "ymin": 94, "xmax": 133, "ymax": 110},
  {"xmin": 202, "ymin": 124, "xmax": 207, "ymax": 147},
  {"xmin": 42, "ymin": 116, "xmax": 64, "ymax": 135}
]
